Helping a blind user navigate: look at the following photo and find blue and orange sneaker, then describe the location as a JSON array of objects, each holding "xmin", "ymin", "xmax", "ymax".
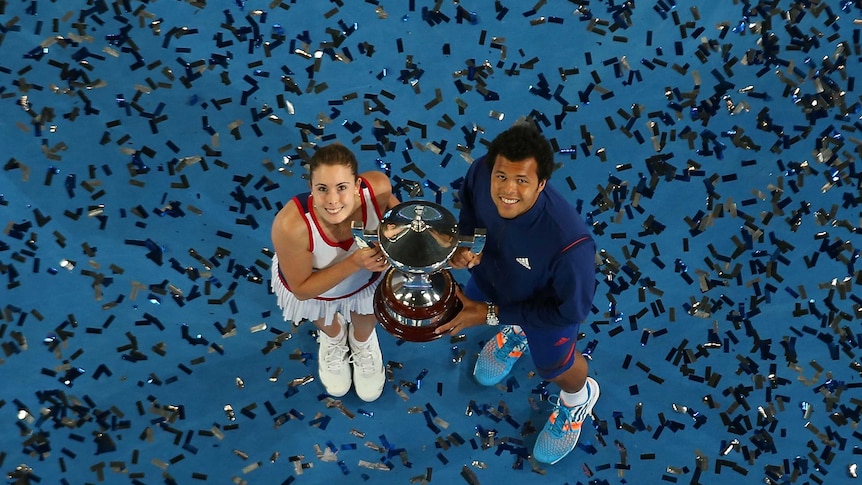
[
  {"xmin": 533, "ymin": 377, "xmax": 600, "ymax": 464},
  {"xmin": 473, "ymin": 325, "xmax": 529, "ymax": 386}
]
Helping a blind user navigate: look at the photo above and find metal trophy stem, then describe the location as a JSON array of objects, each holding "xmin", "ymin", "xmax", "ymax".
[{"xmin": 352, "ymin": 200, "xmax": 485, "ymax": 342}]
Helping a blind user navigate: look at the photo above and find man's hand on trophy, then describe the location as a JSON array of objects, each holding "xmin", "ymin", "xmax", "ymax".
[
  {"xmin": 434, "ymin": 285, "xmax": 485, "ymax": 336},
  {"xmin": 448, "ymin": 247, "xmax": 483, "ymax": 269},
  {"xmin": 351, "ymin": 245, "xmax": 390, "ymax": 272}
]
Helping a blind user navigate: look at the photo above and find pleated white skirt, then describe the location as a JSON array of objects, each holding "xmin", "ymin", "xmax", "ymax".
[{"xmin": 270, "ymin": 253, "xmax": 379, "ymax": 326}]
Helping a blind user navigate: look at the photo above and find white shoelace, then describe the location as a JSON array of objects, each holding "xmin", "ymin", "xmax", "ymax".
[
  {"xmin": 321, "ymin": 341, "xmax": 349, "ymax": 372},
  {"xmin": 349, "ymin": 345, "xmax": 378, "ymax": 374}
]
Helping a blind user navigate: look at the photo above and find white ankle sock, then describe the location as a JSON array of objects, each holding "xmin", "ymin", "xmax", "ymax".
[
  {"xmin": 323, "ymin": 319, "xmax": 345, "ymax": 341},
  {"xmin": 350, "ymin": 326, "xmax": 376, "ymax": 347},
  {"xmin": 560, "ymin": 382, "xmax": 590, "ymax": 407}
]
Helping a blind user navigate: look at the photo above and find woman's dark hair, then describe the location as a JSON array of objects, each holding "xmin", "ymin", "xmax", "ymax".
[
  {"xmin": 308, "ymin": 143, "xmax": 359, "ymax": 178},
  {"xmin": 486, "ymin": 123, "xmax": 554, "ymax": 181}
]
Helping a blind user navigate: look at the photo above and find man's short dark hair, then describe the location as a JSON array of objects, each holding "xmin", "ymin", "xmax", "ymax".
[{"xmin": 486, "ymin": 123, "xmax": 554, "ymax": 181}]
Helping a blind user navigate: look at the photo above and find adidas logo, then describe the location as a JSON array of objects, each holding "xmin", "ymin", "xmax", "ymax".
[{"xmin": 516, "ymin": 257, "xmax": 531, "ymax": 269}]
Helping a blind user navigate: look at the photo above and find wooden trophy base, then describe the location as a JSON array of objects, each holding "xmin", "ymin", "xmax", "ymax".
[{"xmin": 373, "ymin": 269, "xmax": 462, "ymax": 342}]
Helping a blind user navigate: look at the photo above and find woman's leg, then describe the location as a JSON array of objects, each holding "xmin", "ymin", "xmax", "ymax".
[
  {"xmin": 315, "ymin": 313, "xmax": 351, "ymax": 397},
  {"xmin": 314, "ymin": 313, "xmax": 344, "ymax": 338},
  {"xmin": 348, "ymin": 312, "xmax": 377, "ymax": 341},
  {"xmin": 346, "ymin": 311, "xmax": 385, "ymax": 402}
]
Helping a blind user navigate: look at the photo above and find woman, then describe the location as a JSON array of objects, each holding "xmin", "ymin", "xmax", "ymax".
[{"xmin": 270, "ymin": 143, "xmax": 398, "ymax": 402}]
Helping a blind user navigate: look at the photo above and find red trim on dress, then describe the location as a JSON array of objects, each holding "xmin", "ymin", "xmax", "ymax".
[
  {"xmin": 357, "ymin": 176, "xmax": 369, "ymax": 227},
  {"xmin": 278, "ymin": 267, "xmax": 382, "ymax": 301},
  {"xmin": 291, "ymin": 196, "xmax": 314, "ymax": 252},
  {"xmin": 359, "ymin": 175, "xmax": 384, "ymax": 219}
]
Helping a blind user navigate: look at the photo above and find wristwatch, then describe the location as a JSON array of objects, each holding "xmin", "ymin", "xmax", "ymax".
[{"xmin": 485, "ymin": 302, "xmax": 499, "ymax": 326}]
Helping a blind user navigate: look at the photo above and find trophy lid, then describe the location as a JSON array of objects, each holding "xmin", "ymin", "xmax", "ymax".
[{"xmin": 378, "ymin": 201, "xmax": 459, "ymax": 274}]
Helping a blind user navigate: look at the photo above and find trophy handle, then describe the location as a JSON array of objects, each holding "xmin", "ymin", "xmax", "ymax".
[
  {"xmin": 351, "ymin": 221, "xmax": 379, "ymax": 249},
  {"xmin": 440, "ymin": 228, "xmax": 486, "ymax": 269},
  {"xmin": 457, "ymin": 228, "xmax": 486, "ymax": 254}
]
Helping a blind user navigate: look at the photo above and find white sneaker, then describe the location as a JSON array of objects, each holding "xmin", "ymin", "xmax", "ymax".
[
  {"xmin": 349, "ymin": 328, "xmax": 385, "ymax": 402},
  {"xmin": 317, "ymin": 317, "xmax": 351, "ymax": 397}
]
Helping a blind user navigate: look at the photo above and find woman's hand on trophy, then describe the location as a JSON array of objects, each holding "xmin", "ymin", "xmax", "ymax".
[
  {"xmin": 448, "ymin": 247, "xmax": 482, "ymax": 269},
  {"xmin": 352, "ymin": 245, "xmax": 390, "ymax": 272},
  {"xmin": 434, "ymin": 286, "xmax": 485, "ymax": 336}
]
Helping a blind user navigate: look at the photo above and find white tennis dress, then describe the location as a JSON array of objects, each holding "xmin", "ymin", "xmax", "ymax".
[{"xmin": 270, "ymin": 177, "xmax": 384, "ymax": 325}]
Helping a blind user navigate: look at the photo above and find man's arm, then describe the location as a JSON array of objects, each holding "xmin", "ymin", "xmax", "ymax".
[
  {"xmin": 456, "ymin": 157, "xmax": 483, "ymax": 235},
  {"xmin": 449, "ymin": 158, "xmax": 485, "ymax": 269}
]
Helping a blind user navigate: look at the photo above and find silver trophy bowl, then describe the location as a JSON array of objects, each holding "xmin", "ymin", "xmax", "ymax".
[{"xmin": 353, "ymin": 200, "xmax": 485, "ymax": 342}]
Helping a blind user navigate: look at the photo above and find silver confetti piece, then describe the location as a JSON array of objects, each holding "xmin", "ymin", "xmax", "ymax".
[
  {"xmin": 269, "ymin": 367, "xmax": 283, "ymax": 382},
  {"xmin": 288, "ymin": 375, "xmax": 315, "ymax": 387},
  {"xmin": 359, "ymin": 460, "xmax": 391, "ymax": 471},
  {"xmin": 721, "ymin": 438, "xmax": 739, "ymax": 456},
  {"xmin": 672, "ymin": 403, "xmax": 688, "ymax": 413}
]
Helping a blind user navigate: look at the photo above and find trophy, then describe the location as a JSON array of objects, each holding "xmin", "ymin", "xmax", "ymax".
[{"xmin": 353, "ymin": 200, "xmax": 486, "ymax": 342}]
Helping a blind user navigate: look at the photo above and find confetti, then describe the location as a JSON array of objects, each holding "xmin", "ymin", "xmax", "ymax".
[{"xmin": 1, "ymin": 1, "xmax": 861, "ymax": 484}]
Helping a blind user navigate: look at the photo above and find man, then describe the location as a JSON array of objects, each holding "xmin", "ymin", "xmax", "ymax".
[{"xmin": 435, "ymin": 122, "xmax": 598, "ymax": 465}]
